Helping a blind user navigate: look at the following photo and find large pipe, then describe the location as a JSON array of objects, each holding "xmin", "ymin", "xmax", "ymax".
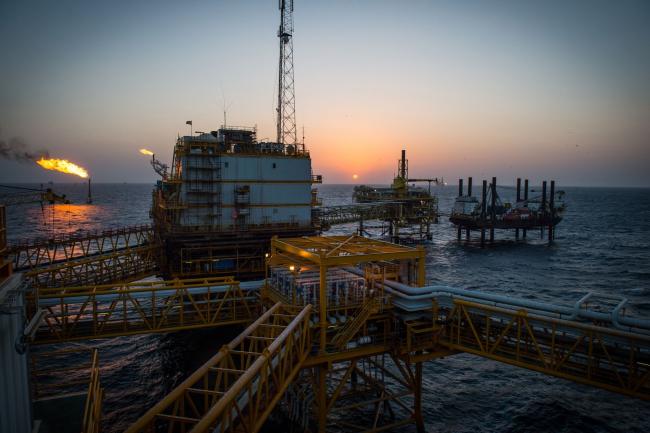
[
  {"xmin": 343, "ymin": 267, "xmax": 650, "ymax": 332},
  {"xmin": 38, "ymin": 280, "xmax": 264, "ymax": 307}
]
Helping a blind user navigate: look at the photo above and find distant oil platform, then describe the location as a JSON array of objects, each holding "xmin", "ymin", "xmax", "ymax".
[
  {"xmin": 451, "ymin": 177, "xmax": 566, "ymax": 246},
  {"xmin": 320, "ymin": 149, "xmax": 441, "ymax": 242}
]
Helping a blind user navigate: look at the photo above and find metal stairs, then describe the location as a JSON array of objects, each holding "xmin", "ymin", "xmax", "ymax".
[{"xmin": 330, "ymin": 296, "xmax": 381, "ymax": 350}]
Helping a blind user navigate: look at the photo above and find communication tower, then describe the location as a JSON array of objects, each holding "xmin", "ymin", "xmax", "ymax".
[{"xmin": 277, "ymin": 0, "xmax": 297, "ymax": 145}]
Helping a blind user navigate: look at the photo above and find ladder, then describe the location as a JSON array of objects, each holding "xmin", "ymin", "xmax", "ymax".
[{"xmin": 331, "ymin": 296, "xmax": 382, "ymax": 350}]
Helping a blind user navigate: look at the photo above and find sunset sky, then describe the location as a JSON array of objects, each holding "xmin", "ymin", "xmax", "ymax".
[{"xmin": 1, "ymin": 0, "xmax": 649, "ymax": 186}]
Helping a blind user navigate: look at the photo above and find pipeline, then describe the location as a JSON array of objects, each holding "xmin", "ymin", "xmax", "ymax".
[
  {"xmin": 344, "ymin": 267, "xmax": 650, "ymax": 334},
  {"xmin": 37, "ymin": 279, "xmax": 264, "ymax": 308}
]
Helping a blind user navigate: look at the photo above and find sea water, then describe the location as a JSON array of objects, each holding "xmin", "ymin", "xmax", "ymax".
[{"xmin": 5, "ymin": 183, "xmax": 650, "ymax": 432}]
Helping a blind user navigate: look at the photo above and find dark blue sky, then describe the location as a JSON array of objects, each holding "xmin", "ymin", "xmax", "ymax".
[{"xmin": 1, "ymin": 0, "xmax": 649, "ymax": 185}]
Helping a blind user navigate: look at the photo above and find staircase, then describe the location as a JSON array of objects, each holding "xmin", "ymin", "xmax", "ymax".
[{"xmin": 331, "ymin": 296, "xmax": 382, "ymax": 350}]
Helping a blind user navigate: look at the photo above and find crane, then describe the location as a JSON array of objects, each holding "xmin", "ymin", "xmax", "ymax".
[
  {"xmin": 0, "ymin": 184, "xmax": 70, "ymax": 206},
  {"xmin": 146, "ymin": 154, "xmax": 169, "ymax": 179}
]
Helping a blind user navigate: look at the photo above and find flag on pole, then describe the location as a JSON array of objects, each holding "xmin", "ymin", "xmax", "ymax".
[{"xmin": 186, "ymin": 120, "xmax": 192, "ymax": 126}]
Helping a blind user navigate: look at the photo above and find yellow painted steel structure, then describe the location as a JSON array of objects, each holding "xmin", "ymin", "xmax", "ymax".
[
  {"xmin": 263, "ymin": 235, "xmax": 434, "ymax": 433},
  {"xmin": 439, "ymin": 299, "xmax": 650, "ymax": 400},
  {"xmin": 18, "ymin": 234, "xmax": 650, "ymax": 433},
  {"xmin": 9, "ymin": 224, "xmax": 153, "ymax": 271},
  {"xmin": 30, "ymin": 347, "xmax": 103, "ymax": 433},
  {"xmin": 126, "ymin": 302, "xmax": 311, "ymax": 433},
  {"xmin": 25, "ymin": 243, "xmax": 160, "ymax": 288},
  {"xmin": 268, "ymin": 235, "xmax": 426, "ymax": 354},
  {"xmin": 32, "ymin": 277, "xmax": 257, "ymax": 343},
  {"xmin": 82, "ymin": 349, "xmax": 103, "ymax": 433}
]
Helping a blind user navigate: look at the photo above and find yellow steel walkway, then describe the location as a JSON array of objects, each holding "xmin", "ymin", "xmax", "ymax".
[
  {"xmin": 126, "ymin": 302, "xmax": 311, "ymax": 433},
  {"xmin": 7, "ymin": 224, "xmax": 159, "ymax": 288},
  {"xmin": 25, "ymin": 243, "xmax": 159, "ymax": 288},
  {"xmin": 32, "ymin": 277, "xmax": 258, "ymax": 343},
  {"xmin": 437, "ymin": 299, "xmax": 650, "ymax": 400},
  {"xmin": 9, "ymin": 225, "xmax": 153, "ymax": 271}
]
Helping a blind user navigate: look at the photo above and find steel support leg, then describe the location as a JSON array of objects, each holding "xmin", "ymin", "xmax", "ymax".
[
  {"xmin": 415, "ymin": 361, "xmax": 425, "ymax": 433},
  {"xmin": 318, "ymin": 364, "xmax": 328, "ymax": 433}
]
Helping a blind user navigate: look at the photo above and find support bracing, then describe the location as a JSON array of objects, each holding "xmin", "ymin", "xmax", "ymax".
[{"xmin": 127, "ymin": 303, "xmax": 311, "ymax": 433}]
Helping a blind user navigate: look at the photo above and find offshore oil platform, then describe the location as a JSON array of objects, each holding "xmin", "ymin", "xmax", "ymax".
[
  {"xmin": 149, "ymin": 125, "xmax": 321, "ymax": 280},
  {"xmin": 320, "ymin": 149, "xmax": 440, "ymax": 243},
  {"xmin": 1, "ymin": 2, "xmax": 650, "ymax": 433},
  {"xmin": 451, "ymin": 177, "xmax": 566, "ymax": 246}
]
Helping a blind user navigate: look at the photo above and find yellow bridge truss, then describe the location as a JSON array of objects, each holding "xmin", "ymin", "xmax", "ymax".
[
  {"xmin": 25, "ymin": 243, "xmax": 159, "ymax": 288},
  {"xmin": 438, "ymin": 299, "xmax": 650, "ymax": 400},
  {"xmin": 125, "ymin": 302, "xmax": 312, "ymax": 433},
  {"xmin": 10, "ymin": 225, "xmax": 153, "ymax": 271},
  {"xmin": 32, "ymin": 277, "xmax": 257, "ymax": 343}
]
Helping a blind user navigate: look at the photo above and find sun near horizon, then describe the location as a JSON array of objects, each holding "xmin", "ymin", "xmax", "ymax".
[{"xmin": 0, "ymin": 1, "xmax": 649, "ymax": 187}]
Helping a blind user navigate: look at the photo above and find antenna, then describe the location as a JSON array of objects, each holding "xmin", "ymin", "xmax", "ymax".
[
  {"xmin": 220, "ymin": 87, "xmax": 232, "ymax": 128},
  {"xmin": 277, "ymin": 0, "xmax": 297, "ymax": 145}
]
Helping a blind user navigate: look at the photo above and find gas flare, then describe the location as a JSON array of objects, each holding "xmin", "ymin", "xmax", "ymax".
[
  {"xmin": 139, "ymin": 148, "xmax": 154, "ymax": 156},
  {"xmin": 36, "ymin": 158, "xmax": 89, "ymax": 178}
]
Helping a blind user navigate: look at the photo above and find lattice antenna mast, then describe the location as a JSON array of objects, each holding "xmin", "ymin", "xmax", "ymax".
[{"xmin": 277, "ymin": 0, "xmax": 297, "ymax": 145}]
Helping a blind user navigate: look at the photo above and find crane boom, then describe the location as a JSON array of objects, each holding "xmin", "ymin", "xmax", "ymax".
[{"xmin": 0, "ymin": 186, "xmax": 70, "ymax": 206}]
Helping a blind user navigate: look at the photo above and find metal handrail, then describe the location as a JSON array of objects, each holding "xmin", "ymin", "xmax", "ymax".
[{"xmin": 81, "ymin": 349, "xmax": 103, "ymax": 433}]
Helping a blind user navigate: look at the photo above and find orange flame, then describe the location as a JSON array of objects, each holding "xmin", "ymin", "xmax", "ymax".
[
  {"xmin": 139, "ymin": 148, "xmax": 154, "ymax": 156},
  {"xmin": 36, "ymin": 158, "xmax": 89, "ymax": 178}
]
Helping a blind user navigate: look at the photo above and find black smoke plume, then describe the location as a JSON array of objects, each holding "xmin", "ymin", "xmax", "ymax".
[{"xmin": 0, "ymin": 133, "xmax": 49, "ymax": 162}]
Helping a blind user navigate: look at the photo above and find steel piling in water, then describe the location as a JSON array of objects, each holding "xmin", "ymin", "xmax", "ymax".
[
  {"xmin": 541, "ymin": 181, "xmax": 547, "ymax": 240},
  {"xmin": 480, "ymin": 180, "xmax": 487, "ymax": 247},
  {"xmin": 489, "ymin": 177, "xmax": 496, "ymax": 243},
  {"xmin": 515, "ymin": 178, "xmax": 521, "ymax": 240},
  {"xmin": 466, "ymin": 177, "xmax": 472, "ymax": 240},
  {"xmin": 549, "ymin": 180, "xmax": 555, "ymax": 244},
  {"xmin": 457, "ymin": 179, "xmax": 463, "ymax": 241},
  {"xmin": 523, "ymin": 179, "xmax": 529, "ymax": 239}
]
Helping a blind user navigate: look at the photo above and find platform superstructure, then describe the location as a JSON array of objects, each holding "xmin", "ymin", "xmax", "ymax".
[
  {"xmin": 151, "ymin": 127, "xmax": 321, "ymax": 279},
  {"xmin": 151, "ymin": 0, "xmax": 321, "ymax": 279}
]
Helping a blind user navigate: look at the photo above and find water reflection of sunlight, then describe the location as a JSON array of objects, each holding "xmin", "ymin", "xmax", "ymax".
[{"xmin": 20, "ymin": 203, "xmax": 106, "ymax": 240}]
